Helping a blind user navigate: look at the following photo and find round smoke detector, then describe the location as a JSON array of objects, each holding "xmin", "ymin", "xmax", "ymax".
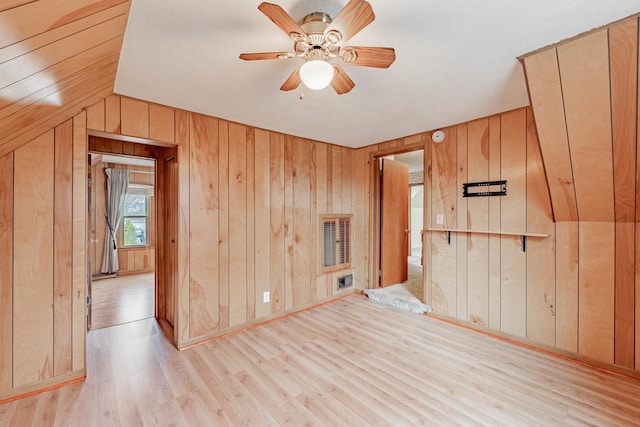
[{"xmin": 432, "ymin": 130, "xmax": 445, "ymax": 143}]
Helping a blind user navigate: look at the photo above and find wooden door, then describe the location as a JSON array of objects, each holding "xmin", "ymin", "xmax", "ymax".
[{"xmin": 380, "ymin": 158, "xmax": 409, "ymax": 287}]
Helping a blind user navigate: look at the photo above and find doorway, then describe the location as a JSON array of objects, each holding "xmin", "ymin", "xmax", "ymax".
[
  {"xmin": 86, "ymin": 135, "xmax": 178, "ymax": 336},
  {"xmin": 375, "ymin": 148, "xmax": 425, "ymax": 301},
  {"xmin": 88, "ymin": 153, "xmax": 156, "ymax": 329}
]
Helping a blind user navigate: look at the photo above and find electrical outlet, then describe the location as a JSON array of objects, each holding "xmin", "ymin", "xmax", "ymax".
[
  {"xmin": 263, "ymin": 291, "xmax": 270, "ymax": 303},
  {"xmin": 436, "ymin": 214, "xmax": 444, "ymax": 225}
]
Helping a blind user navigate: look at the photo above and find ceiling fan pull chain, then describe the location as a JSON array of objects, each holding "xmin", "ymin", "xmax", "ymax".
[{"xmin": 299, "ymin": 86, "xmax": 304, "ymax": 100}]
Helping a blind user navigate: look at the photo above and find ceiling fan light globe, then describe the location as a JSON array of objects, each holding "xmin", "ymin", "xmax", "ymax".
[{"xmin": 300, "ymin": 60, "xmax": 334, "ymax": 90}]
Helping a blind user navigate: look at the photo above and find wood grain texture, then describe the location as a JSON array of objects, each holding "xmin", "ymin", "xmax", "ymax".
[
  {"xmin": 229, "ymin": 123, "xmax": 248, "ymax": 327},
  {"xmin": 578, "ymin": 222, "xmax": 615, "ymax": 363},
  {"xmin": 455, "ymin": 124, "xmax": 468, "ymax": 321},
  {"xmin": 615, "ymin": 222, "xmax": 635, "ymax": 368},
  {"xmin": 488, "ymin": 116, "xmax": 501, "ymax": 330},
  {"xmin": 525, "ymin": 108, "xmax": 556, "ymax": 347},
  {"xmin": 0, "ymin": 0, "xmax": 128, "ymax": 47},
  {"xmin": 217, "ymin": 120, "xmax": 230, "ymax": 330},
  {"xmin": 500, "ymin": 109, "xmax": 527, "ymax": 338},
  {"xmin": 254, "ymin": 129, "xmax": 271, "ymax": 319},
  {"xmin": 120, "ymin": 98, "xmax": 149, "ymax": 139},
  {"xmin": 610, "ymin": 18, "xmax": 638, "ymax": 222},
  {"xmin": 284, "ymin": 137, "xmax": 294, "ymax": 310},
  {"xmin": 246, "ymin": 128, "xmax": 256, "ymax": 321},
  {"xmin": 189, "ymin": 114, "xmax": 220, "ymax": 337},
  {"xmin": 3, "ymin": 296, "xmax": 640, "ymax": 425},
  {"xmin": 71, "ymin": 111, "xmax": 87, "ymax": 373},
  {"xmin": 0, "ymin": 153, "xmax": 13, "ymax": 392},
  {"xmin": 270, "ymin": 133, "xmax": 285, "ymax": 314},
  {"xmin": 555, "ymin": 221, "xmax": 579, "ymax": 353},
  {"xmin": 85, "ymin": 100, "xmax": 105, "ymax": 132},
  {"xmin": 292, "ymin": 139, "xmax": 312, "ymax": 306},
  {"xmin": 466, "ymin": 118, "xmax": 489, "ymax": 326},
  {"xmin": 523, "ymin": 48, "xmax": 578, "ymax": 221},
  {"xmin": 315, "ymin": 143, "xmax": 330, "ymax": 300},
  {"xmin": 54, "ymin": 120, "xmax": 74, "ymax": 377},
  {"xmin": 175, "ymin": 110, "xmax": 190, "ymax": 345},
  {"xmin": 149, "ymin": 104, "xmax": 175, "ymax": 144},
  {"xmin": 557, "ymin": 29, "xmax": 614, "ymax": 222},
  {"xmin": 13, "ymin": 131, "xmax": 54, "ymax": 387},
  {"xmin": 104, "ymin": 95, "xmax": 121, "ymax": 134}
]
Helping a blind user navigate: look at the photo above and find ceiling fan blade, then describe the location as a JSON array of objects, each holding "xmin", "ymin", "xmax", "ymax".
[
  {"xmin": 324, "ymin": 0, "xmax": 375, "ymax": 45},
  {"xmin": 280, "ymin": 68, "xmax": 301, "ymax": 91},
  {"xmin": 258, "ymin": 2, "xmax": 308, "ymax": 42},
  {"xmin": 331, "ymin": 65, "xmax": 355, "ymax": 95},
  {"xmin": 341, "ymin": 46, "xmax": 396, "ymax": 68},
  {"xmin": 239, "ymin": 52, "xmax": 293, "ymax": 61}
]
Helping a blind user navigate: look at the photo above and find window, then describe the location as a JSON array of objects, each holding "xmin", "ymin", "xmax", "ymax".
[
  {"xmin": 122, "ymin": 194, "xmax": 149, "ymax": 246},
  {"xmin": 322, "ymin": 216, "xmax": 351, "ymax": 273}
]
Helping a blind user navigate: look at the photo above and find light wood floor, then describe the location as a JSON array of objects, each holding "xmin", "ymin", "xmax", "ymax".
[
  {"xmin": 2, "ymin": 295, "xmax": 640, "ymax": 426},
  {"xmin": 90, "ymin": 272, "xmax": 154, "ymax": 330}
]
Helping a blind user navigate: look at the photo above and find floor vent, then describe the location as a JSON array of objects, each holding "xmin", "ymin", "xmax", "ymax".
[{"xmin": 337, "ymin": 274, "xmax": 353, "ymax": 289}]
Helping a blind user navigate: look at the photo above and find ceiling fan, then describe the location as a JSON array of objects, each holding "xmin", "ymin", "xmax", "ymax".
[{"xmin": 239, "ymin": 0, "xmax": 396, "ymax": 95}]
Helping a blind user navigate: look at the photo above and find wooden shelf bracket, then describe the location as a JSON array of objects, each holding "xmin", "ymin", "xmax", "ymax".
[{"xmin": 426, "ymin": 228, "xmax": 550, "ymax": 252}]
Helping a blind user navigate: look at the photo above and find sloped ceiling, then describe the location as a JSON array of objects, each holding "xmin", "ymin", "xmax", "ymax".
[
  {"xmin": 0, "ymin": 0, "xmax": 131, "ymax": 157},
  {"xmin": 114, "ymin": 0, "xmax": 640, "ymax": 147}
]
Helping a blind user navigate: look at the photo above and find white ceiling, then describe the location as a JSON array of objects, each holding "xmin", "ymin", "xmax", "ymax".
[{"xmin": 114, "ymin": 0, "xmax": 640, "ymax": 148}]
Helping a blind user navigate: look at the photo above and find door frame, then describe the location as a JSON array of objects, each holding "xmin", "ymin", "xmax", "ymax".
[
  {"xmin": 86, "ymin": 132, "xmax": 178, "ymax": 344},
  {"xmin": 369, "ymin": 143, "xmax": 426, "ymax": 298}
]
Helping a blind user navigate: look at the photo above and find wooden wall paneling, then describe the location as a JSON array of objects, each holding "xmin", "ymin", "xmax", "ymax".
[
  {"xmin": 557, "ymin": 29, "xmax": 614, "ymax": 222},
  {"xmin": 0, "ymin": 2, "xmax": 130, "ymax": 64},
  {"xmin": 0, "ymin": 0, "xmax": 34, "ymax": 12},
  {"xmin": 188, "ymin": 114, "xmax": 220, "ymax": 337},
  {"xmin": 523, "ymin": 49, "xmax": 578, "ymax": 221},
  {"xmin": 0, "ymin": 152, "xmax": 13, "ymax": 392},
  {"xmin": 246, "ymin": 127, "xmax": 256, "ymax": 321},
  {"xmin": 331, "ymin": 145, "xmax": 342, "ymax": 213},
  {"xmin": 309, "ymin": 142, "xmax": 317, "ymax": 299},
  {"xmin": 0, "ymin": 15, "xmax": 127, "ymax": 94},
  {"xmin": 254, "ymin": 129, "xmax": 271, "ymax": 319},
  {"xmin": 610, "ymin": 18, "xmax": 638, "ymax": 222},
  {"xmin": 120, "ymin": 98, "xmax": 150, "ymax": 139},
  {"xmin": 0, "ymin": 36, "xmax": 123, "ymax": 120},
  {"xmin": 525, "ymin": 108, "xmax": 556, "ymax": 347},
  {"xmin": 164, "ymin": 153, "xmax": 178, "ymax": 327},
  {"xmin": 283, "ymin": 137, "xmax": 294, "ymax": 310},
  {"xmin": 466, "ymin": 118, "xmax": 490, "ymax": 326},
  {"xmin": 351, "ymin": 146, "xmax": 366, "ymax": 292},
  {"xmin": 555, "ymin": 222, "xmax": 579, "ymax": 353},
  {"xmin": 105, "ymin": 95, "xmax": 121, "ymax": 134},
  {"xmin": 578, "ymin": 222, "xmax": 615, "ymax": 363},
  {"xmin": 499, "ymin": 109, "xmax": 527, "ymax": 337},
  {"xmin": 422, "ymin": 136, "xmax": 431, "ymax": 304},
  {"xmin": 292, "ymin": 138, "xmax": 312, "ymax": 307},
  {"xmin": 0, "ymin": 0, "xmax": 129, "ymax": 47},
  {"xmin": 488, "ymin": 116, "xmax": 501, "ymax": 329},
  {"xmin": 218, "ymin": 120, "xmax": 229, "ymax": 329},
  {"xmin": 341, "ymin": 147, "xmax": 352, "ymax": 215},
  {"xmin": 86, "ymin": 100, "xmax": 105, "ymax": 132},
  {"xmin": 149, "ymin": 104, "xmax": 176, "ymax": 144},
  {"xmin": 53, "ymin": 119, "xmax": 73, "ymax": 376},
  {"xmin": 0, "ymin": 58, "xmax": 118, "ymax": 157},
  {"xmin": 636, "ymin": 227, "xmax": 640, "ymax": 370},
  {"xmin": 609, "ymin": 18, "xmax": 638, "ymax": 369},
  {"xmin": 175, "ymin": 110, "xmax": 190, "ymax": 345},
  {"xmin": 13, "ymin": 131, "xmax": 54, "ymax": 386},
  {"xmin": 229, "ymin": 122, "xmax": 248, "ymax": 327},
  {"xmin": 154, "ymin": 156, "xmax": 165, "ymax": 319},
  {"xmin": 615, "ymin": 222, "xmax": 635, "ymax": 368},
  {"xmin": 315, "ymin": 143, "xmax": 329, "ymax": 299},
  {"xmin": 270, "ymin": 132, "xmax": 285, "ymax": 313},
  {"xmin": 456, "ymin": 124, "xmax": 468, "ymax": 321}
]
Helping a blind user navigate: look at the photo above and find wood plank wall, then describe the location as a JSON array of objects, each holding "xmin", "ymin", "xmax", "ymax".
[
  {"xmin": 84, "ymin": 95, "xmax": 357, "ymax": 349},
  {"xmin": 0, "ymin": 113, "xmax": 87, "ymax": 401},
  {"xmin": 523, "ymin": 15, "xmax": 640, "ymax": 369},
  {"xmin": 0, "ymin": 0, "xmax": 131, "ymax": 158}
]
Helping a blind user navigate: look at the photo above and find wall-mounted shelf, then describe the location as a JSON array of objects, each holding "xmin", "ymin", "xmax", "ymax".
[{"xmin": 425, "ymin": 228, "xmax": 550, "ymax": 252}]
